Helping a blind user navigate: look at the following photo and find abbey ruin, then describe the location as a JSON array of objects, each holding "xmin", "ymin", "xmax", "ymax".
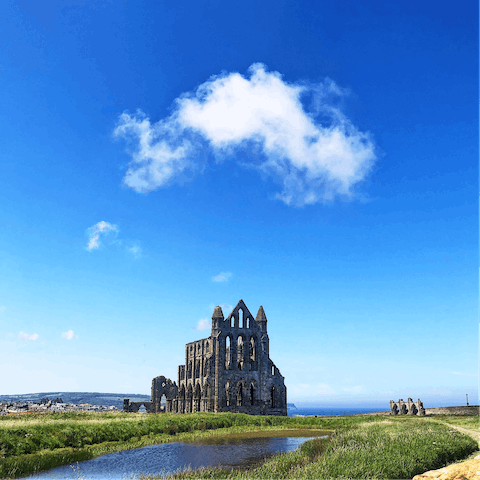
[{"xmin": 124, "ymin": 300, "xmax": 287, "ymax": 415}]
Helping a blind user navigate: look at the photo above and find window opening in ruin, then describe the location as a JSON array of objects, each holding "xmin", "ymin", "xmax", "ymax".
[
  {"xmin": 188, "ymin": 361, "xmax": 192, "ymax": 378},
  {"xmin": 250, "ymin": 384, "xmax": 255, "ymax": 406},
  {"xmin": 194, "ymin": 385, "xmax": 201, "ymax": 412},
  {"xmin": 239, "ymin": 308, "xmax": 244, "ymax": 328},
  {"xmin": 204, "ymin": 384, "xmax": 210, "ymax": 411},
  {"xmin": 195, "ymin": 360, "xmax": 200, "ymax": 378},
  {"xmin": 225, "ymin": 384, "xmax": 230, "ymax": 407},
  {"xmin": 249, "ymin": 337, "xmax": 256, "ymax": 370},
  {"xmin": 160, "ymin": 394, "xmax": 167, "ymax": 412},
  {"xmin": 231, "ymin": 315, "xmax": 234, "ymax": 327},
  {"xmin": 250, "ymin": 337, "xmax": 256, "ymax": 370},
  {"xmin": 139, "ymin": 404, "xmax": 146, "ymax": 413},
  {"xmin": 237, "ymin": 336, "xmax": 244, "ymax": 370},
  {"xmin": 271, "ymin": 386, "xmax": 276, "ymax": 408},
  {"xmin": 225, "ymin": 336, "xmax": 231, "ymax": 369},
  {"xmin": 237, "ymin": 383, "xmax": 243, "ymax": 406},
  {"xmin": 247, "ymin": 317, "xmax": 250, "ymax": 328},
  {"xmin": 271, "ymin": 365, "xmax": 275, "ymax": 376},
  {"xmin": 187, "ymin": 386, "xmax": 193, "ymax": 413}
]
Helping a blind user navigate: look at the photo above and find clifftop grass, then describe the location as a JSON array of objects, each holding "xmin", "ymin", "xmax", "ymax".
[{"xmin": 0, "ymin": 412, "xmax": 478, "ymax": 479}]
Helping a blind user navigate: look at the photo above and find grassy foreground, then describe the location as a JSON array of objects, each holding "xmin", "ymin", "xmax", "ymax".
[{"xmin": 0, "ymin": 412, "xmax": 478, "ymax": 479}]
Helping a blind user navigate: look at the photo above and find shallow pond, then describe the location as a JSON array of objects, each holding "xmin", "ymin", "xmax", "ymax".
[{"xmin": 29, "ymin": 430, "xmax": 328, "ymax": 479}]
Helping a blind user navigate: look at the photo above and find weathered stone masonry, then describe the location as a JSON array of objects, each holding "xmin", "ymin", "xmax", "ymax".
[
  {"xmin": 390, "ymin": 398, "xmax": 425, "ymax": 416},
  {"xmin": 124, "ymin": 300, "xmax": 287, "ymax": 416}
]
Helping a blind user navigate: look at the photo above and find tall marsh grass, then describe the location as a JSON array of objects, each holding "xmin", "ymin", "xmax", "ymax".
[
  {"xmin": 1, "ymin": 412, "xmax": 478, "ymax": 479},
  {"xmin": 162, "ymin": 416, "xmax": 479, "ymax": 480}
]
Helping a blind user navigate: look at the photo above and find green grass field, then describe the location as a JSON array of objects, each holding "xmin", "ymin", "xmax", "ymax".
[{"xmin": 0, "ymin": 412, "xmax": 477, "ymax": 479}]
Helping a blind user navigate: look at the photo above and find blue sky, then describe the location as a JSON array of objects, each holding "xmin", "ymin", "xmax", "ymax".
[{"xmin": 1, "ymin": 0, "xmax": 477, "ymax": 408}]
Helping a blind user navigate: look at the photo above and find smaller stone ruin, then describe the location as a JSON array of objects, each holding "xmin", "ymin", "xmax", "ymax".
[{"xmin": 390, "ymin": 398, "xmax": 425, "ymax": 416}]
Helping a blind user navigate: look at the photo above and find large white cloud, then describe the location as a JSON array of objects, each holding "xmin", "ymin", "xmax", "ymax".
[{"xmin": 114, "ymin": 63, "xmax": 376, "ymax": 206}]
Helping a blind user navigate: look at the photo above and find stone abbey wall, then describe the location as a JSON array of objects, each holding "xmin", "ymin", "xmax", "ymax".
[
  {"xmin": 124, "ymin": 300, "xmax": 287, "ymax": 416},
  {"xmin": 390, "ymin": 398, "xmax": 425, "ymax": 416}
]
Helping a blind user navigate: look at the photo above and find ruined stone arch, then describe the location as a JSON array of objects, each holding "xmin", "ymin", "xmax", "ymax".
[
  {"xmin": 249, "ymin": 336, "xmax": 257, "ymax": 371},
  {"xmin": 237, "ymin": 334, "xmax": 246, "ymax": 370},
  {"xmin": 239, "ymin": 308, "xmax": 245, "ymax": 328},
  {"xmin": 186, "ymin": 384, "xmax": 193, "ymax": 413},
  {"xmin": 237, "ymin": 380, "xmax": 245, "ymax": 407},
  {"xmin": 225, "ymin": 381, "xmax": 231, "ymax": 407},
  {"xmin": 249, "ymin": 380, "xmax": 257, "ymax": 406},
  {"xmin": 225, "ymin": 334, "xmax": 233, "ymax": 370},
  {"xmin": 151, "ymin": 376, "xmax": 178, "ymax": 413},
  {"xmin": 203, "ymin": 382, "xmax": 211, "ymax": 412},
  {"xmin": 194, "ymin": 383, "xmax": 202, "ymax": 412},
  {"xmin": 204, "ymin": 356, "xmax": 211, "ymax": 376}
]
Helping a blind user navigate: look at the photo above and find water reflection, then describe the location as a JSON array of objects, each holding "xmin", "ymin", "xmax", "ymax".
[{"xmin": 29, "ymin": 434, "xmax": 327, "ymax": 480}]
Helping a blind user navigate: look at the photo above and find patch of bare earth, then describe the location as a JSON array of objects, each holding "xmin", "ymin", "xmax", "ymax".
[{"xmin": 413, "ymin": 454, "xmax": 479, "ymax": 480}]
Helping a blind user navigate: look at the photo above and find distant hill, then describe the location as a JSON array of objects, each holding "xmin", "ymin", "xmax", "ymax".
[
  {"xmin": 1, "ymin": 393, "xmax": 298, "ymax": 412},
  {"xmin": 0, "ymin": 392, "xmax": 150, "ymax": 410}
]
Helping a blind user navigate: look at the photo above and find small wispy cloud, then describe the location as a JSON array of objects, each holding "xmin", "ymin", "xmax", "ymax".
[
  {"xmin": 19, "ymin": 331, "xmax": 39, "ymax": 341},
  {"xmin": 193, "ymin": 318, "xmax": 211, "ymax": 331},
  {"xmin": 127, "ymin": 245, "xmax": 142, "ymax": 259},
  {"xmin": 61, "ymin": 330, "xmax": 76, "ymax": 340},
  {"xmin": 114, "ymin": 63, "xmax": 376, "ymax": 206},
  {"xmin": 0, "ymin": 306, "xmax": 6, "ymax": 314},
  {"xmin": 212, "ymin": 272, "xmax": 232, "ymax": 282},
  {"xmin": 87, "ymin": 221, "xmax": 118, "ymax": 251},
  {"xmin": 86, "ymin": 222, "xmax": 143, "ymax": 258}
]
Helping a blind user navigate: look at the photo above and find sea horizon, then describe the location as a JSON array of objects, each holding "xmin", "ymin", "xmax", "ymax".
[{"xmin": 287, "ymin": 406, "xmax": 388, "ymax": 417}]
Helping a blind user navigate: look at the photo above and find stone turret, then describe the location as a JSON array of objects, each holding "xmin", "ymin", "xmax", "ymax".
[
  {"xmin": 212, "ymin": 306, "xmax": 224, "ymax": 331},
  {"xmin": 256, "ymin": 305, "xmax": 267, "ymax": 332}
]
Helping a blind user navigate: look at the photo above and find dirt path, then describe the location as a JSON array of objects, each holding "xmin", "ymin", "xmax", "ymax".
[{"xmin": 434, "ymin": 420, "xmax": 480, "ymax": 448}]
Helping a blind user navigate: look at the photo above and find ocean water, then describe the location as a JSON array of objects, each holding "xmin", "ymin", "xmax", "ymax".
[{"xmin": 288, "ymin": 406, "xmax": 387, "ymax": 417}]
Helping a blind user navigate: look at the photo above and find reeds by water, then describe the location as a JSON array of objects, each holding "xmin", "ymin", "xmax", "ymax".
[{"xmin": 0, "ymin": 411, "xmax": 478, "ymax": 479}]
